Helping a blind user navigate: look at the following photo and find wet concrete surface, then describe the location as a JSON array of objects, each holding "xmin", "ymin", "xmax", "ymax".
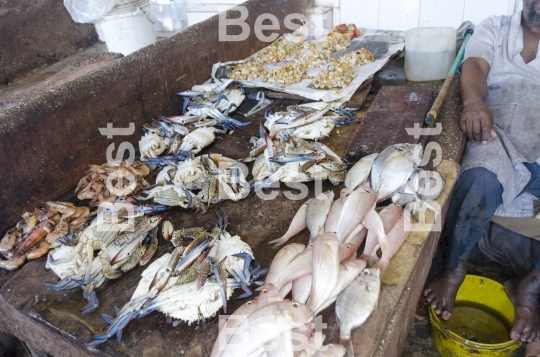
[
  {"xmin": 0, "ymin": 43, "xmax": 115, "ymax": 109},
  {"xmin": 0, "ymin": 0, "xmax": 98, "ymax": 86}
]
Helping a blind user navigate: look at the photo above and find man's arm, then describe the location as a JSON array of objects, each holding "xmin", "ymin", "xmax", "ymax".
[{"xmin": 458, "ymin": 57, "xmax": 497, "ymax": 144}]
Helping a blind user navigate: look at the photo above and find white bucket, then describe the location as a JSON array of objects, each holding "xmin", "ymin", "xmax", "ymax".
[
  {"xmin": 404, "ymin": 27, "xmax": 456, "ymax": 82},
  {"xmin": 97, "ymin": 0, "xmax": 156, "ymax": 55}
]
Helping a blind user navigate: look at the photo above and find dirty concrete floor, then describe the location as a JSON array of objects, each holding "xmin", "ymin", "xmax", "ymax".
[{"xmin": 401, "ymin": 262, "xmax": 527, "ymax": 357}]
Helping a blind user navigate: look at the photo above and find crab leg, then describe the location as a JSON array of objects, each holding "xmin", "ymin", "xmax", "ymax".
[{"xmin": 210, "ymin": 257, "xmax": 229, "ymax": 312}]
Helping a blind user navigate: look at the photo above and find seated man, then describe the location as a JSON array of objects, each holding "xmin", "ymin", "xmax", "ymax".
[{"xmin": 424, "ymin": 0, "xmax": 540, "ymax": 344}]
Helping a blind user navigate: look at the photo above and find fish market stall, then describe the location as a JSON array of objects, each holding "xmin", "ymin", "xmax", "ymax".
[{"xmin": 0, "ymin": 0, "xmax": 467, "ymax": 355}]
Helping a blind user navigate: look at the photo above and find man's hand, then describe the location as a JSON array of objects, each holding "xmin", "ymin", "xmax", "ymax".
[
  {"xmin": 460, "ymin": 100, "xmax": 497, "ymax": 144},
  {"xmin": 458, "ymin": 57, "xmax": 496, "ymax": 144}
]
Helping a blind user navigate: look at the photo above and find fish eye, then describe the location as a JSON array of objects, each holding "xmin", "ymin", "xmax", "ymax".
[
  {"xmin": 262, "ymin": 289, "xmax": 267, "ymax": 293},
  {"xmin": 247, "ymin": 301, "xmax": 253, "ymax": 305},
  {"xmin": 292, "ymin": 302, "xmax": 299, "ymax": 308},
  {"xmin": 362, "ymin": 269, "xmax": 369, "ymax": 275}
]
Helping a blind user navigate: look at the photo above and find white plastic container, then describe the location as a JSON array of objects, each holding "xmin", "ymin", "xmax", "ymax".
[
  {"xmin": 97, "ymin": 0, "xmax": 156, "ymax": 55},
  {"xmin": 404, "ymin": 27, "xmax": 456, "ymax": 82}
]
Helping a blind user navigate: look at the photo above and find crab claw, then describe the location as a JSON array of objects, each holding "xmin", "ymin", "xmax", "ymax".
[
  {"xmin": 232, "ymin": 252, "xmax": 252, "ymax": 283},
  {"xmin": 231, "ymin": 273, "xmax": 253, "ymax": 300},
  {"xmin": 102, "ymin": 313, "xmax": 114, "ymax": 324},
  {"xmin": 212, "ymin": 93, "xmax": 230, "ymax": 108},
  {"xmin": 44, "ymin": 278, "xmax": 82, "ymax": 292},
  {"xmin": 215, "ymin": 209, "xmax": 230, "ymax": 233},
  {"xmin": 81, "ymin": 290, "xmax": 100, "ymax": 314}
]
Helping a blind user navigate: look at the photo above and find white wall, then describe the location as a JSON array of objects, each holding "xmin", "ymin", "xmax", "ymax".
[{"xmin": 339, "ymin": 0, "xmax": 521, "ymax": 31}]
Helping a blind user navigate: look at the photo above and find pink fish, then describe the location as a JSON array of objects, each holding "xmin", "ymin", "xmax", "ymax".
[
  {"xmin": 335, "ymin": 187, "xmax": 377, "ymax": 242},
  {"xmin": 375, "ymin": 210, "xmax": 411, "ymax": 272}
]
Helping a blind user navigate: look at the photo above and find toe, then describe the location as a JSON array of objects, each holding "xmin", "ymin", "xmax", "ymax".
[
  {"xmin": 522, "ymin": 327, "xmax": 533, "ymax": 342},
  {"xmin": 510, "ymin": 329, "xmax": 521, "ymax": 341},
  {"xmin": 441, "ymin": 310, "xmax": 452, "ymax": 321}
]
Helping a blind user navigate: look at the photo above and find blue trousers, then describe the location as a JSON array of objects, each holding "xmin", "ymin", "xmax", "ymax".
[{"xmin": 445, "ymin": 163, "xmax": 540, "ymax": 271}]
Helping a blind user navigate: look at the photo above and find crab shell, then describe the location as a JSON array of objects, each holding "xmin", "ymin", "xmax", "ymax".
[
  {"xmin": 139, "ymin": 132, "xmax": 169, "ymax": 160},
  {"xmin": 173, "ymin": 158, "xmax": 204, "ymax": 187},
  {"xmin": 156, "ymin": 165, "xmax": 177, "ymax": 185},
  {"xmin": 152, "ymin": 280, "xmax": 233, "ymax": 325},
  {"xmin": 215, "ymin": 232, "xmax": 254, "ymax": 279},
  {"xmin": 291, "ymin": 120, "xmax": 335, "ymax": 141},
  {"xmin": 141, "ymin": 185, "xmax": 190, "ymax": 208},
  {"xmin": 214, "ymin": 89, "xmax": 245, "ymax": 113},
  {"xmin": 179, "ymin": 127, "xmax": 217, "ymax": 154}
]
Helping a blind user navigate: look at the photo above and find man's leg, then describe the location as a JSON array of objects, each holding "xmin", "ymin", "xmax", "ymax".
[
  {"xmin": 504, "ymin": 162, "xmax": 540, "ymax": 343},
  {"xmin": 504, "ymin": 264, "xmax": 540, "ymax": 342},
  {"xmin": 424, "ymin": 167, "xmax": 503, "ymax": 320}
]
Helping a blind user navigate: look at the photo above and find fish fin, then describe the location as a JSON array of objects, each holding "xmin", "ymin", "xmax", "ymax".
[{"xmin": 346, "ymin": 339, "xmax": 354, "ymax": 357}]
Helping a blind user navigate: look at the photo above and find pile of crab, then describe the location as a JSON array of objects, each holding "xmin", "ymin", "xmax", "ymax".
[
  {"xmin": 45, "ymin": 210, "xmax": 163, "ymax": 314},
  {"xmin": 137, "ymin": 153, "xmax": 250, "ymax": 213},
  {"xmin": 75, "ymin": 161, "xmax": 151, "ymax": 205},
  {"xmin": 86, "ymin": 211, "xmax": 266, "ymax": 346},
  {"xmin": 247, "ymin": 102, "xmax": 356, "ymax": 190},
  {"xmin": 0, "ymin": 202, "xmax": 92, "ymax": 270},
  {"xmin": 139, "ymin": 79, "xmax": 248, "ymax": 163}
]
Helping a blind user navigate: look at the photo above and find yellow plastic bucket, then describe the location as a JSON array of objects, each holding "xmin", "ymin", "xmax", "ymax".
[{"xmin": 429, "ymin": 275, "xmax": 522, "ymax": 357}]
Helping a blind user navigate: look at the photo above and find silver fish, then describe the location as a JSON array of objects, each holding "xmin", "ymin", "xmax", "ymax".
[
  {"xmin": 335, "ymin": 187, "xmax": 377, "ymax": 242},
  {"xmin": 218, "ymin": 301, "xmax": 314, "ymax": 357},
  {"xmin": 273, "ymin": 245, "xmax": 314, "ymax": 292},
  {"xmin": 306, "ymin": 191, "xmax": 334, "ymax": 241},
  {"xmin": 362, "ymin": 208, "xmax": 386, "ymax": 245},
  {"xmin": 323, "ymin": 199, "xmax": 343, "ymax": 234},
  {"xmin": 314, "ymin": 259, "xmax": 367, "ymax": 315},
  {"xmin": 336, "ymin": 268, "xmax": 381, "ymax": 344},
  {"xmin": 211, "ymin": 300, "xmax": 259, "ymax": 357},
  {"xmin": 371, "ymin": 144, "xmax": 422, "ymax": 202},
  {"xmin": 344, "ymin": 153, "xmax": 378, "ymax": 190},
  {"xmin": 292, "ymin": 275, "xmax": 312, "ymax": 305},
  {"xmin": 361, "ymin": 203, "xmax": 403, "ymax": 261},
  {"xmin": 308, "ymin": 233, "xmax": 340, "ymax": 313},
  {"xmin": 264, "ymin": 329, "xmax": 294, "ymax": 357},
  {"xmin": 269, "ymin": 200, "xmax": 312, "ymax": 247},
  {"xmin": 274, "ymin": 241, "xmax": 356, "ymax": 295},
  {"xmin": 265, "ymin": 243, "xmax": 306, "ymax": 286},
  {"xmin": 212, "ymin": 284, "xmax": 284, "ymax": 357}
]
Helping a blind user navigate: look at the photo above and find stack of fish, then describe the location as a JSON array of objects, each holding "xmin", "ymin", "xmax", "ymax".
[
  {"xmin": 228, "ymin": 142, "xmax": 447, "ymax": 349},
  {"xmin": 210, "ymin": 282, "xmax": 346, "ymax": 357},
  {"xmin": 0, "ymin": 202, "xmax": 92, "ymax": 270},
  {"xmin": 86, "ymin": 213, "xmax": 266, "ymax": 346}
]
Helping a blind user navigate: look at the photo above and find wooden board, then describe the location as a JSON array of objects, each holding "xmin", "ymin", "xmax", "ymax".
[{"xmin": 347, "ymin": 85, "xmax": 433, "ymax": 160}]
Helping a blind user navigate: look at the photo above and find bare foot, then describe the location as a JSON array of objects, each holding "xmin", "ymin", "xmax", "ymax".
[
  {"xmin": 504, "ymin": 268, "xmax": 540, "ymax": 342},
  {"xmin": 423, "ymin": 259, "xmax": 467, "ymax": 321}
]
